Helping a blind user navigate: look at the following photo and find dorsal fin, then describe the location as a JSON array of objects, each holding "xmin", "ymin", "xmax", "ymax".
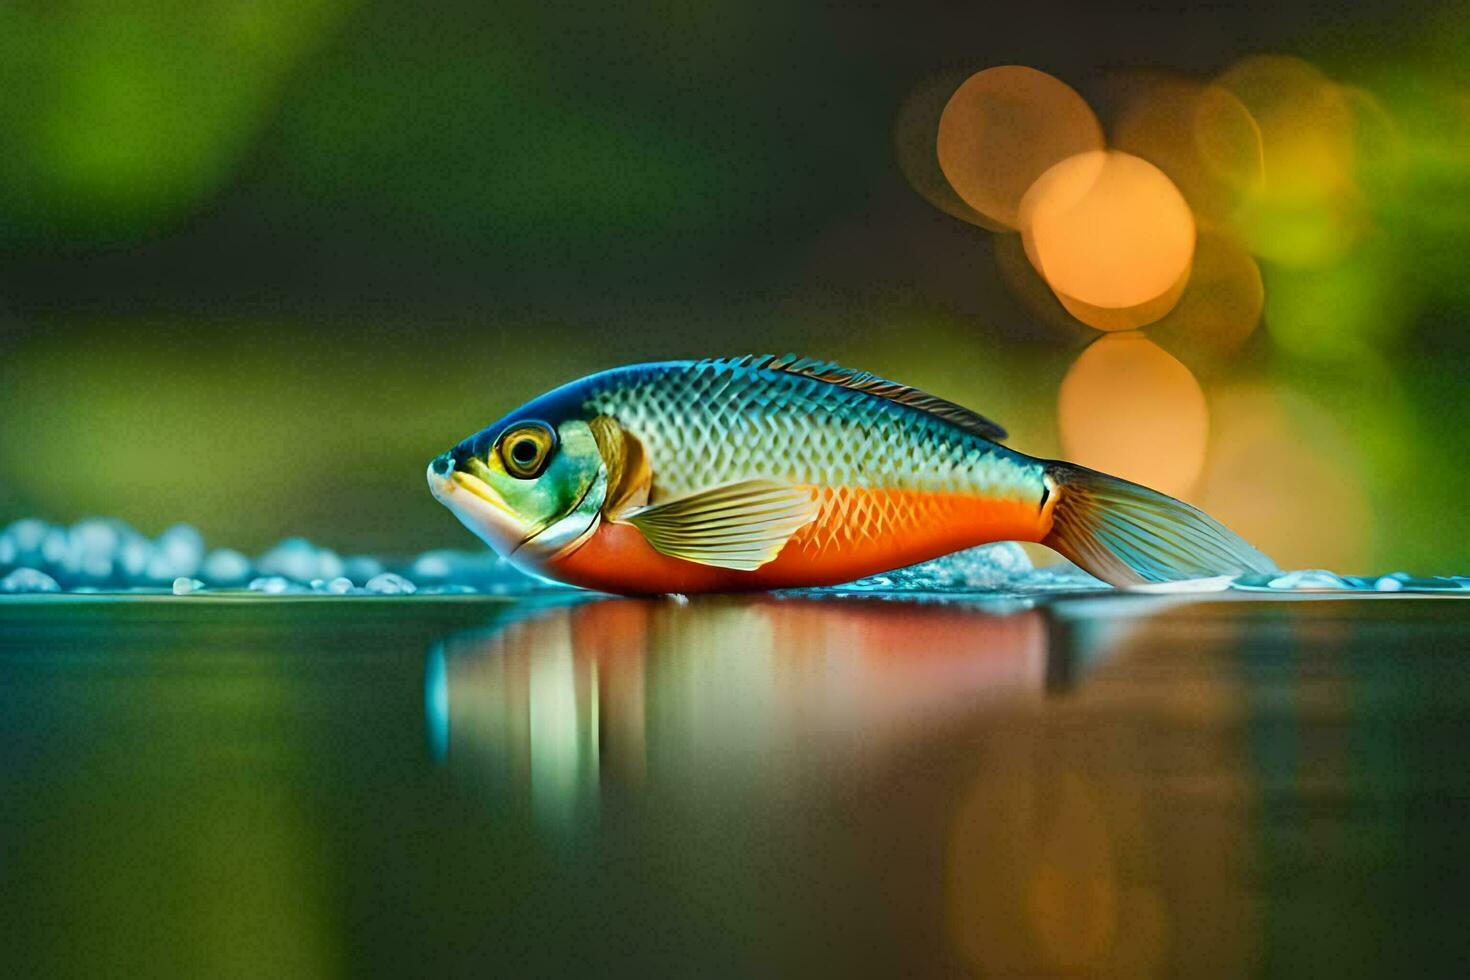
[{"xmin": 713, "ymin": 354, "xmax": 1008, "ymax": 442}]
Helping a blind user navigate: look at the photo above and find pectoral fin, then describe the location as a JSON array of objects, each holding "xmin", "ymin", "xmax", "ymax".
[{"xmin": 622, "ymin": 480, "xmax": 819, "ymax": 570}]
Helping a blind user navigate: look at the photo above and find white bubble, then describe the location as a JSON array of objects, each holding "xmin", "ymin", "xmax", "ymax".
[
  {"xmin": 825, "ymin": 543, "xmax": 1035, "ymax": 594},
  {"xmin": 154, "ymin": 524, "xmax": 204, "ymax": 577},
  {"xmin": 119, "ymin": 537, "xmax": 153, "ymax": 580},
  {"xmin": 248, "ymin": 575, "xmax": 303, "ymax": 595},
  {"xmin": 1, "ymin": 567, "xmax": 61, "ymax": 593},
  {"xmin": 365, "ymin": 572, "xmax": 417, "ymax": 595},
  {"xmin": 2, "ymin": 519, "xmax": 52, "ymax": 563},
  {"xmin": 201, "ymin": 548, "xmax": 252, "ymax": 587},
  {"xmin": 1266, "ymin": 569, "xmax": 1356, "ymax": 590},
  {"xmin": 256, "ymin": 538, "xmax": 324, "ymax": 583}
]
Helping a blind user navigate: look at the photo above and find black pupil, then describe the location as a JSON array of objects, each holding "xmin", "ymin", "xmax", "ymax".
[{"xmin": 511, "ymin": 439, "xmax": 539, "ymax": 465}]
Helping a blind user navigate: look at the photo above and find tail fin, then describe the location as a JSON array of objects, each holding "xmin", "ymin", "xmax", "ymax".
[{"xmin": 1042, "ymin": 462, "xmax": 1277, "ymax": 587}]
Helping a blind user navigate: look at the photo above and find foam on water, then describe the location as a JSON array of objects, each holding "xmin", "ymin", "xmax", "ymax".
[
  {"xmin": 1231, "ymin": 569, "xmax": 1470, "ymax": 593},
  {"xmin": 1, "ymin": 516, "xmax": 1466, "ymax": 598},
  {"xmin": 0, "ymin": 517, "xmax": 542, "ymax": 596},
  {"xmin": 2, "ymin": 567, "xmax": 62, "ymax": 594}
]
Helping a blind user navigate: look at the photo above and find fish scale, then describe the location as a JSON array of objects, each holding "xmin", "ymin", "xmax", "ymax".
[{"xmin": 582, "ymin": 360, "xmax": 1044, "ymax": 505}]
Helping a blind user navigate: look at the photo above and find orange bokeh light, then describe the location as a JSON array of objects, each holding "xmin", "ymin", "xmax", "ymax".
[
  {"xmin": 937, "ymin": 66, "xmax": 1104, "ymax": 229},
  {"xmin": 1196, "ymin": 386, "xmax": 1368, "ymax": 571},
  {"xmin": 1057, "ymin": 332, "xmax": 1208, "ymax": 497},
  {"xmin": 894, "ymin": 72, "xmax": 1007, "ymax": 231},
  {"xmin": 1020, "ymin": 150, "xmax": 1196, "ymax": 329},
  {"xmin": 1109, "ymin": 73, "xmax": 1262, "ymax": 227},
  {"xmin": 1193, "ymin": 83, "xmax": 1267, "ymax": 197},
  {"xmin": 1051, "ymin": 267, "xmax": 1191, "ymax": 334},
  {"xmin": 1146, "ymin": 230, "xmax": 1264, "ymax": 363}
]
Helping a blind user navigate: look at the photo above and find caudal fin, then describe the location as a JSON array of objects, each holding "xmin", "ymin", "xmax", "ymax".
[{"xmin": 1042, "ymin": 462, "xmax": 1277, "ymax": 587}]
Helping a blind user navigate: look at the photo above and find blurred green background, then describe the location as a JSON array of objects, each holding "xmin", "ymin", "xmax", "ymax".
[{"xmin": 1, "ymin": 0, "xmax": 1468, "ymax": 572}]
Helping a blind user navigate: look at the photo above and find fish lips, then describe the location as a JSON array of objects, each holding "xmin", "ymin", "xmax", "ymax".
[{"xmin": 426, "ymin": 457, "xmax": 531, "ymax": 559}]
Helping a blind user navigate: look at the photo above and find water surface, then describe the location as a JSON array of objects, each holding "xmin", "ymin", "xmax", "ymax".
[{"xmin": 2, "ymin": 594, "xmax": 1468, "ymax": 976}]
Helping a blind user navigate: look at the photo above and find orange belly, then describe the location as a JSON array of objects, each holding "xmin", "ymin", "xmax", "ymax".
[{"xmin": 542, "ymin": 485, "xmax": 1051, "ymax": 594}]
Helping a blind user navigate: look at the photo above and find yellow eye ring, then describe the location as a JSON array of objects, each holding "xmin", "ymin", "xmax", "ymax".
[{"xmin": 498, "ymin": 422, "xmax": 556, "ymax": 479}]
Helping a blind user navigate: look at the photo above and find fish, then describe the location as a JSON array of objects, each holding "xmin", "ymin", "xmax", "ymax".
[{"xmin": 427, "ymin": 354, "xmax": 1275, "ymax": 594}]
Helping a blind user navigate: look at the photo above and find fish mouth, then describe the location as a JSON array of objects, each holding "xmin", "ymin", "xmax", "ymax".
[{"xmin": 427, "ymin": 453, "xmax": 532, "ymax": 557}]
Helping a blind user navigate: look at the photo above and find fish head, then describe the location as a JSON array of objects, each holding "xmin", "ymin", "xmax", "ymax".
[{"xmin": 428, "ymin": 413, "xmax": 607, "ymax": 567}]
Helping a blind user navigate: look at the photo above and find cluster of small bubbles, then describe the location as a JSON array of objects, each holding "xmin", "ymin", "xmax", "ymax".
[
  {"xmin": 1269, "ymin": 569, "xmax": 1355, "ymax": 590},
  {"xmin": 1232, "ymin": 569, "xmax": 1470, "ymax": 593},
  {"xmin": 365, "ymin": 572, "xmax": 416, "ymax": 595},
  {"xmin": 0, "ymin": 517, "xmax": 550, "ymax": 597},
  {"xmin": 248, "ymin": 575, "xmax": 304, "ymax": 595},
  {"xmin": 2, "ymin": 567, "xmax": 62, "ymax": 593},
  {"xmin": 823, "ymin": 551, "xmax": 1470, "ymax": 597},
  {"xmin": 0, "ymin": 516, "xmax": 178, "ymax": 590},
  {"xmin": 821, "ymin": 542, "xmax": 1036, "ymax": 594},
  {"xmin": 256, "ymin": 538, "xmax": 344, "ymax": 583},
  {"xmin": 4, "ymin": 516, "xmax": 1467, "ymax": 599}
]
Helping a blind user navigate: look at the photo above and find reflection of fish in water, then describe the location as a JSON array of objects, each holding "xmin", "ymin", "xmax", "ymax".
[
  {"xmin": 428, "ymin": 355, "xmax": 1274, "ymax": 593},
  {"xmin": 427, "ymin": 598, "xmax": 1052, "ymax": 809}
]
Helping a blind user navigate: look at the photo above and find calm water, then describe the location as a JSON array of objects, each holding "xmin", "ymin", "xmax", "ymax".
[{"xmin": 2, "ymin": 594, "xmax": 1469, "ymax": 976}]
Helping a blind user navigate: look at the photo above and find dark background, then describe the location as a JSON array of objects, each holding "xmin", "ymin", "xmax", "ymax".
[{"xmin": 1, "ymin": 0, "xmax": 1466, "ymax": 570}]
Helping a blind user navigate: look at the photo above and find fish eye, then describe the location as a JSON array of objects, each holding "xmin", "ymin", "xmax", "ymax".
[{"xmin": 498, "ymin": 422, "xmax": 556, "ymax": 479}]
